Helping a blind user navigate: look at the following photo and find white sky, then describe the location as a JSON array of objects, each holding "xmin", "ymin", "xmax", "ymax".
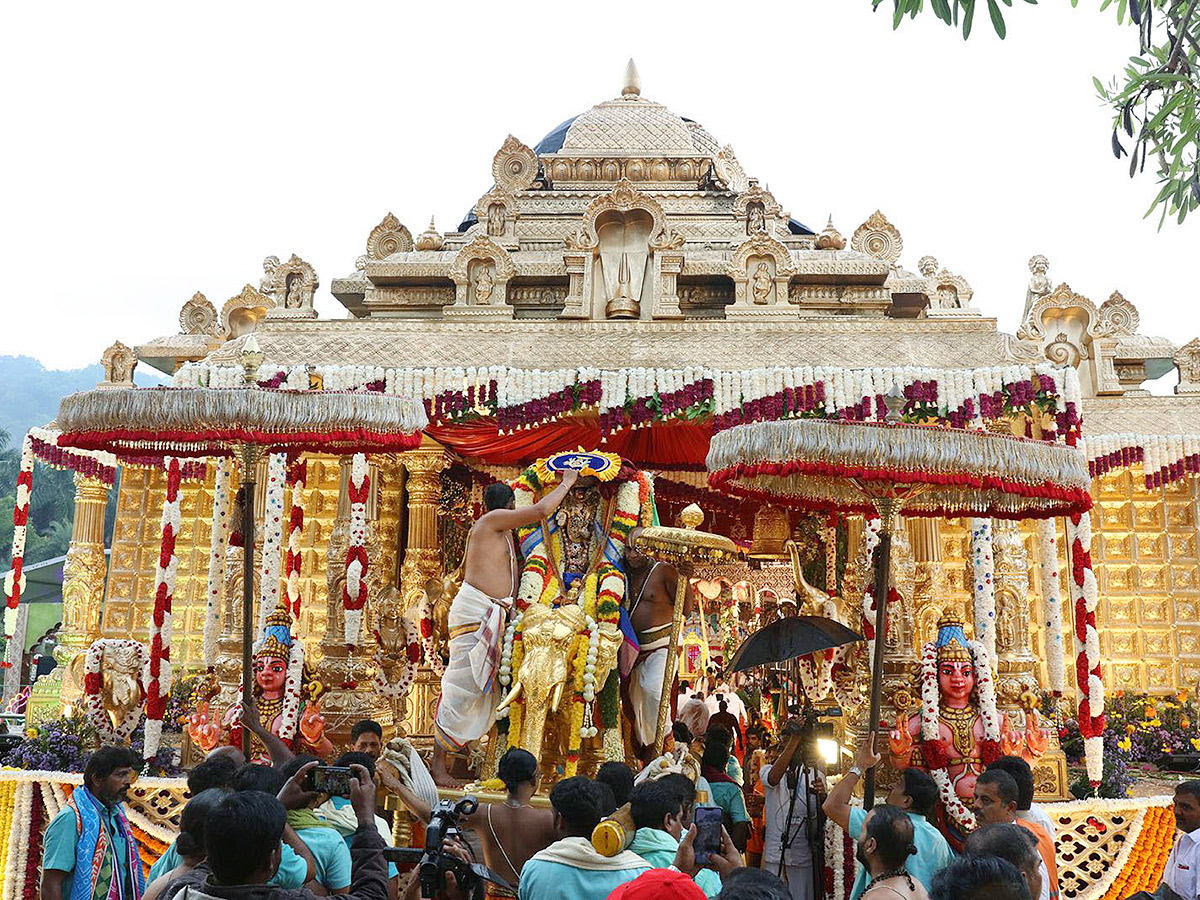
[{"xmin": 2, "ymin": 2, "xmax": 1195, "ymax": 374}]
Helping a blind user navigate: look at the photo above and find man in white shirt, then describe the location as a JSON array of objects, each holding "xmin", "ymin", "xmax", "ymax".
[
  {"xmin": 760, "ymin": 720, "xmax": 823, "ymax": 900},
  {"xmin": 1163, "ymin": 780, "xmax": 1200, "ymax": 900}
]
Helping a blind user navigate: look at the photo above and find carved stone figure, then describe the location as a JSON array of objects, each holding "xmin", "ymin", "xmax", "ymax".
[
  {"xmin": 474, "ymin": 265, "xmax": 495, "ymax": 305},
  {"xmin": 260, "ymin": 256, "xmax": 280, "ymax": 294},
  {"xmin": 918, "ymin": 256, "xmax": 938, "ymax": 278},
  {"xmin": 1176, "ymin": 338, "xmax": 1200, "ymax": 394},
  {"xmin": 747, "ymin": 202, "xmax": 766, "ymax": 235},
  {"xmin": 1023, "ymin": 254, "xmax": 1051, "ymax": 320},
  {"xmin": 285, "ymin": 274, "xmax": 304, "ymax": 309},
  {"xmin": 751, "ymin": 261, "xmax": 772, "ymax": 304},
  {"xmin": 487, "ymin": 203, "xmax": 505, "ymax": 237},
  {"xmin": 100, "ymin": 341, "xmax": 136, "ymax": 387}
]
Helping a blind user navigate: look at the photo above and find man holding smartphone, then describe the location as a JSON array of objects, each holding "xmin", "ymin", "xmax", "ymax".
[{"xmin": 761, "ymin": 719, "xmax": 824, "ymax": 900}]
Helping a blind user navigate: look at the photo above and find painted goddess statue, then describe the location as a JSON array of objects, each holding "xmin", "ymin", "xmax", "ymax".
[
  {"xmin": 221, "ymin": 605, "xmax": 334, "ymax": 760},
  {"xmin": 888, "ymin": 615, "xmax": 1004, "ymax": 845}
]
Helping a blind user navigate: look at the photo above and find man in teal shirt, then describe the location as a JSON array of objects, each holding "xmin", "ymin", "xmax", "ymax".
[
  {"xmin": 822, "ymin": 735, "xmax": 954, "ymax": 900},
  {"xmin": 42, "ymin": 746, "xmax": 145, "ymax": 900},
  {"xmin": 627, "ymin": 780, "xmax": 722, "ymax": 898},
  {"xmin": 519, "ymin": 777, "xmax": 649, "ymax": 900}
]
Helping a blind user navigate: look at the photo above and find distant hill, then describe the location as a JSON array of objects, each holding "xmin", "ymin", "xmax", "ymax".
[{"xmin": 0, "ymin": 355, "xmax": 166, "ymax": 451}]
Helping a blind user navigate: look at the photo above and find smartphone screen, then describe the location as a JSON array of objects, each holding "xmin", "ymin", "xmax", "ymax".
[
  {"xmin": 309, "ymin": 766, "xmax": 353, "ymax": 798},
  {"xmin": 692, "ymin": 806, "xmax": 723, "ymax": 865}
]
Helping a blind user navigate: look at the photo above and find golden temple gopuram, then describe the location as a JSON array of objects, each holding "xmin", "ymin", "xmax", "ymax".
[{"xmin": 15, "ymin": 61, "xmax": 1200, "ymax": 797}]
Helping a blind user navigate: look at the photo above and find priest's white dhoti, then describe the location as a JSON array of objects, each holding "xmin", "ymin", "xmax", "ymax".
[{"xmin": 434, "ymin": 582, "xmax": 512, "ymax": 751}]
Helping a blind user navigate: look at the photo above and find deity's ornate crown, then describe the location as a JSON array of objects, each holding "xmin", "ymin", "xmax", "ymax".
[
  {"xmin": 256, "ymin": 606, "xmax": 295, "ymax": 661},
  {"xmin": 934, "ymin": 614, "xmax": 972, "ymax": 662}
]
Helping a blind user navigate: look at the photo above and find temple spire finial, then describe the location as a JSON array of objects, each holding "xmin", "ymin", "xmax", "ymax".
[{"xmin": 622, "ymin": 58, "xmax": 641, "ymax": 99}]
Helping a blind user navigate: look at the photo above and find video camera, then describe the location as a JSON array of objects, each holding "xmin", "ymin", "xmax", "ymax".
[
  {"xmin": 384, "ymin": 796, "xmax": 512, "ymax": 900},
  {"xmin": 782, "ymin": 704, "xmax": 841, "ymax": 768}
]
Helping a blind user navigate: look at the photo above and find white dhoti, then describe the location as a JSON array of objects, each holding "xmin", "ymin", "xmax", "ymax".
[
  {"xmin": 628, "ymin": 628, "xmax": 671, "ymax": 747},
  {"xmin": 434, "ymin": 582, "xmax": 512, "ymax": 751}
]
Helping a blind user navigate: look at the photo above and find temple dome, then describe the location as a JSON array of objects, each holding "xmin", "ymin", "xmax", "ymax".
[{"xmin": 559, "ymin": 96, "xmax": 700, "ymax": 156}]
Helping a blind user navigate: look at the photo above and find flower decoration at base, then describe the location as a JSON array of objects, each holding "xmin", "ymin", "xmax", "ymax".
[{"xmin": 82, "ymin": 639, "xmax": 150, "ymax": 743}]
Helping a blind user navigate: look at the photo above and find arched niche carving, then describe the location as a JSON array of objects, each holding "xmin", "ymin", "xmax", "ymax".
[
  {"xmin": 220, "ymin": 284, "xmax": 275, "ymax": 338},
  {"xmin": 732, "ymin": 180, "xmax": 784, "ymax": 236},
  {"xmin": 473, "ymin": 189, "xmax": 517, "ymax": 244},
  {"xmin": 446, "ymin": 236, "xmax": 515, "ymax": 319},
  {"xmin": 559, "ymin": 179, "xmax": 683, "ymax": 321},
  {"xmin": 264, "ymin": 254, "xmax": 319, "ymax": 320},
  {"xmin": 726, "ymin": 232, "xmax": 794, "ymax": 315}
]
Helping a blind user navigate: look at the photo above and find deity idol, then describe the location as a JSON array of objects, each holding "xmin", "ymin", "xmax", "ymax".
[
  {"xmin": 221, "ymin": 605, "xmax": 334, "ymax": 760},
  {"xmin": 889, "ymin": 615, "xmax": 1003, "ymax": 843}
]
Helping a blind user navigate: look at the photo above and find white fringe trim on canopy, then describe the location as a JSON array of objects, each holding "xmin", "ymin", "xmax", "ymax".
[{"xmin": 706, "ymin": 418, "xmax": 1092, "ymax": 519}]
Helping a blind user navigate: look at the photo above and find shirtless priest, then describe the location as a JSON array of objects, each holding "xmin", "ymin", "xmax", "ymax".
[
  {"xmin": 433, "ymin": 468, "xmax": 578, "ymax": 786},
  {"xmin": 623, "ymin": 527, "xmax": 692, "ymax": 764}
]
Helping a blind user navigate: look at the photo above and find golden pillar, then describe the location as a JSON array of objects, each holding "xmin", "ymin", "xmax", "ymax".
[
  {"xmin": 317, "ymin": 456, "xmax": 394, "ymax": 750},
  {"xmin": 396, "ymin": 438, "xmax": 448, "ymax": 744},
  {"xmin": 53, "ymin": 475, "xmax": 111, "ymax": 706}
]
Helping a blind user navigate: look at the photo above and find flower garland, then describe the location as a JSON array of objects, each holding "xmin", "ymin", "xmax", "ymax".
[
  {"xmin": 1086, "ymin": 432, "xmax": 1200, "ymax": 489},
  {"xmin": 969, "ymin": 518, "xmax": 996, "ymax": 668},
  {"xmin": 174, "ymin": 362, "xmax": 1083, "ymax": 443},
  {"xmin": 1037, "ymin": 518, "xmax": 1067, "ymax": 694},
  {"xmin": 143, "ymin": 456, "xmax": 181, "ymax": 761},
  {"xmin": 823, "ymin": 817, "xmax": 852, "ymax": 900},
  {"xmin": 256, "ymin": 453, "xmax": 288, "ymax": 635},
  {"xmin": 203, "ymin": 458, "xmax": 234, "ymax": 669},
  {"xmin": 343, "ymin": 453, "xmax": 370, "ymax": 647},
  {"xmin": 0, "ymin": 782, "xmax": 14, "ymax": 900},
  {"xmin": 27, "ymin": 425, "xmax": 119, "ymax": 485},
  {"xmin": 1066, "ymin": 510, "xmax": 1105, "ymax": 785},
  {"xmin": 1, "ymin": 781, "xmax": 31, "ymax": 900},
  {"xmin": 918, "ymin": 637, "xmax": 1001, "ymax": 834},
  {"xmin": 2, "ymin": 434, "xmax": 34, "ymax": 665},
  {"xmin": 82, "ymin": 639, "xmax": 149, "ymax": 742},
  {"xmin": 1098, "ymin": 805, "xmax": 1176, "ymax": 900},
  {"xmin": 284, "ymin": 459, "xmax": 307, "ymax": 619}
]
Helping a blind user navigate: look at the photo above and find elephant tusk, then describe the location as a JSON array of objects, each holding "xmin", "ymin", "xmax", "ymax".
[
  {"xmin": 496, "ymin": 681, "xmax": 522, "ymax": 713},
  {"xmin": 551, "ymin": 680, "xmax": 565, "ymax": 713}
]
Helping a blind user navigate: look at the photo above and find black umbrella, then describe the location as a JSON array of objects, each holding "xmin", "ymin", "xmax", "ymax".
[{"xmin": 728, "ymin": 615, "xmax": 863, "ymax": 673}]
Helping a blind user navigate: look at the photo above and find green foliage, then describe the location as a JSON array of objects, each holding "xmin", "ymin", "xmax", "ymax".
[{"xmin": 872, "ymin": 0, "xmax": 1200, "ymax": 226}]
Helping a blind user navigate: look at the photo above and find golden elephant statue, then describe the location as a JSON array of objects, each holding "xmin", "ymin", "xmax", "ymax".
[{"xmin": 497, "ymin": 604, "xmax": 623, "ymax": 764}]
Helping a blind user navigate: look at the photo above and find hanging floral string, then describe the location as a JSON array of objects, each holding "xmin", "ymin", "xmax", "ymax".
[
  {"xmin": 1, "ymin": 435, "xmax": 34, "ymax": 669},
  {"xmin": 1086, "ymin": 433, "xmax": 1200, "ymax": 488},
  {"xmin": 255, "ymin": 453, "xmax": 287, "ymax": 636},
  {"xmin": 1037, "ymin": 519, "xmax": 1067, "ymax": 695},
  {"xmin": 1067, "ymin": 510, "xmax": 1105, "ymax": 785},
  {"xmin": 343, "ymin": 453, "xmax": 370, "ymax": 647},
  {"xmin": 203, "ymin": 459, "xmax": 234, "ymax": 670},
  {"xmin": 284, "ymin": 459, "xmax": 307, "ymax": 619},
  {"xmin": 143, "ymin": 457, "xmax": 181, "ymax": 762},
  {"xmin": 969, "ymin": 518, "xmax": 996, "ymax": 668}
]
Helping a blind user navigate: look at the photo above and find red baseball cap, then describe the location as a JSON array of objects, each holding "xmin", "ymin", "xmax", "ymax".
[{"xmin": 608, "ymin": 869, "xmax": 706, "ymax": 900}]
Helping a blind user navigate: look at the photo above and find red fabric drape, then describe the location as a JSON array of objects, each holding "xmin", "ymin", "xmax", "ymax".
[{"xmin": 425, "ymin": 418, "xmax": 712, "ymax": 468}]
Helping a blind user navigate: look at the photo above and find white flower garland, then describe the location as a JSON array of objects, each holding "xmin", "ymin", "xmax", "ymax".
[
  {"xmin": 278, "ymin": 640, "xmax": 306, "ymax": 742},
  {"xmin": 969, "ymin": 518, "xmax": 996, "ymax": 668},
  {"xmin": 496, "ymin": 611, "xmax": 523, "ymax": 719},
  {"xmin": 580, "ymin": 614, "xmax": 600, "ymax": 739},
  {"xmin": 143, "ymin": 457, "xmax": 181, "ymax": 761},
  {"xmin": 285, "ymin": 460, "xmax": 307, "ymax": 618},
  {"xmin": 343, "ymin": 453, "xmax": 370, "ymax": 647},
  {"xmin": 918, "ymin": 635, "xmax": 1001, "ymax": 834},
  {"xmin": 1066, "ymin": 510, "xmax": 1105, "ymax": 784},
  {"xmin": 255, "ymin": 453, "xmax": 288, "ymax": 635},
  {"xmin": 82, "ymin": 639, "xmax": 149, "ymax": 742},
  {"xmin": 123, "ymin": 801, "xmax": 178, "ymax": 846},
  {"xmin": 1037, "ymin": 518, "xmax": 1066, "ymax": 694},
  {"xmin": 2, "ymin": 434, "xmax": 34, "ymax": 658},
  {"xmin": 204, "ymin": 458, "xmax": 234, "ymax": 668},
  {"xmin": 823, "ymin": 817, "xmax": 850, "ymax": 900},
  {"xmin": 1085, "ymin": 432, "xmax": 1200, "ymax": 488},
  {"xmin": 2, "ymin": 781, "xmax": 30, "ymax": 900}
]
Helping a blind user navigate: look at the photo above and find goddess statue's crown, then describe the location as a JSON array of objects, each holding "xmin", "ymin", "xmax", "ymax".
[
  {"xmin": 256, "ymin": 606, "xmax": 294, "ymax": 661},
  {"xmin": 934, "ymin": 614, "xmax": 972, "ymax": 662}
]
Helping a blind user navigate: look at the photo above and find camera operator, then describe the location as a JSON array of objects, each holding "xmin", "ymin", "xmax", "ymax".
[
  {"xmin": 760, "ymin": 717, "xmax": 825, "ymax": 900},
  {"xmin": 175, "ymin": 762, "xmax": 388, "ymax": 900}
]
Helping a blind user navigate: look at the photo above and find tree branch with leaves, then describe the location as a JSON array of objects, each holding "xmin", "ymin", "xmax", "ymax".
[{"xmin": 875, "ymin": 0, "xmax": 1200, "ymax": 226}]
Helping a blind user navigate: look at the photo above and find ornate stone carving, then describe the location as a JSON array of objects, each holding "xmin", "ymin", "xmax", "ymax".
[
  {"xmin": 220, "ymin": 284, "xmax": 274, "ymax": 338},
  {"xmin": 1023, "ymin": 254, "xmax": 1051, "ymax": 320},
  {"xmin": 492, "ymin": 135, "xmax": 539, "ymax": 193},
  {"xmin": 446, "ymin": 236, "xmax": 515, "ymax": 318},
  {"xmin": 923, "ymin": 261, "xmax": 976, "ymax": 315},
  {"xmin": 814, "ymin": 216, "xmax": 846, "ymax": 251},
  {"xmin": 415, "ymin": 217, "xmax": 445, "ymax": 251},
  {"xmin": 366, "ymin": 213, "xmax": 414, "ymax": 259},
  {"xmin": 473, "ymin": 189, "xmax": 516, "ymax": 244},
  {"xmin": 733, "ymin": 180, "xmax": 784, "ymax": 236},
  {"xmin": 54, "ymin": 475, "xmax": 111, "ymax": 704},
  {"xmin": 264, "ymin": 254, "xmax": 319, "ymax": 319},
  {"xmin": 714, "ymin": 144, "xmax": 749, "ymax": 193},
  {"xmin": 1098, "ymin": 289, "xmax": 1139, "ymax": 335},
  {"xmin": 260, "ymin": 256, "xmax": 280, "ymax": 294},
  {"xmin": 726, "ymin": 232, "xmax": 794, "ymax": 316},
  {"xmin": 1176, "ymin": 338, "xmax": 1200, "ymax": 394},
  {"xmin": 179, "ymin": 292, "xmax": 219, "ymax": 336},
  {"xmin": 99, "ymin": 341, "xmax": 136, "ymax": 388},
  {"xmin": 851, "ymin": 210, "xmax": 903, "ymax": 267}
]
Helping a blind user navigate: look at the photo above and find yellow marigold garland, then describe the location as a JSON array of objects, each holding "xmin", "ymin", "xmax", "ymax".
[
  {"xmin": 1101, "ymin": 805, "xmax": 1177, "ymax": 900},
  {"xmin": 0, "ymin": 781, "xmax": 14, "ymax": 890}
]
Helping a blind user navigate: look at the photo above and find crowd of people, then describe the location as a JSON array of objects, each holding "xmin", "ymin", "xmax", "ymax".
[{"xmin": 39, "ymin": 696, "xmax": 1200, "ymax": 900}]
